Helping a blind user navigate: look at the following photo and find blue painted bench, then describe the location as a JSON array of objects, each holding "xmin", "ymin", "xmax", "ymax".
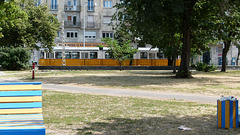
[{"xmin": 0, "ymin": 82, "xmax": 45, "ymax": 135}]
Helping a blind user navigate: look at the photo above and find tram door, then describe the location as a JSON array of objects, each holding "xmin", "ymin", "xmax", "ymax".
[{"xmin": 81, "ymin": 52, "xmax": 89, "ymax": 59}]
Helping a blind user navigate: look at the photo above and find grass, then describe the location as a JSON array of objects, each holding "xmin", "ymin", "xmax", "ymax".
[
  {"xmin": 8, "ymin": 70, "xmax": 239, "ymax": 97},
  {"xmin": 2, "ymin": 70, "xmax": 240, "ymax": 134},
  {"xmin": 43, "ymin": 90, "xmax": 239, "ymax": 135}
]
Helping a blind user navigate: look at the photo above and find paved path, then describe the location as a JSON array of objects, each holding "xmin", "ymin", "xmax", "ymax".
[
  {"xmin": 0, "ymin": 77, "xmax": 219, "ymax": 104},
  {"xmin": 42, "ymin": 84, "xmax": 219, "ymax": 104}
]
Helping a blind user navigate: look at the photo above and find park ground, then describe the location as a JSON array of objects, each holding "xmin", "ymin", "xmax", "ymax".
[{"xmin": 1, "ymin": 70, "xmax": 240, "ymax": 134}]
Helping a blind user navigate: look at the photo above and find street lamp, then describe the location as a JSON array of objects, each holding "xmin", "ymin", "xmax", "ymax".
[{"xmin": 83, "ymin": 2, "xmax": 87, "ymax": 48}]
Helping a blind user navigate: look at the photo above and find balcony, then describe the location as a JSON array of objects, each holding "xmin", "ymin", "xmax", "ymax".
[
  {"xmin": 87, "ymin": 22, "xmax": 101, "ymax": 29},
  {"xmin": 64, "ymin": 5, "xmax": 80, "ymax": 12},
  {"xmin": 64, "ymin": 21, "xmax": 81, "ymax": 28},
  {"xmin": 50, "ymin": 5, "xmax": 58, "ymax": 11}
]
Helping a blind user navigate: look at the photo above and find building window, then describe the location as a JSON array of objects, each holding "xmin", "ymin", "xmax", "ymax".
[
  {"xmin": 87, "ymin": 15, "xmax": 94, "ymax": 27},
  {"xmin": 67, "ymin": 16, "xmax": 72, "ymax": 22},
  {"xmin": 57, "ymin": 31, "xmax": 60, "ymax": 38},
  {"xmin": 35, "ymin": 0, "xmax": 41, "ymax": 6},
  {"xmin": 51, "ymin": 0, "xmax": 57, "ymax": 10},
  {"xmin": 66, "ymin": 31, "xmax": 78, "ymax": 38},
  {"xmin": 85, "ymin": 31, "xmax": 96, "ymax": 39},
  {"xmin": 73, "ymin": 0, "xmax": 77, "ymax": 6},
  {"xmin": 88, "ymin": 0, "xmax": 94, "ymax": 11},
  {"xmin": 103, "ymin": 1, "xmax": 112, "ymax": 8},
  {"xmin": 90, "ymin": 52, "xmax": 97, "ymax": 59},
  {"xmin": 103, "ymin": 16, "xmax": 111, "ymax": 24},
  {"xmin": 67, "ymin": 1, "xmax": 71, "ymax": 6},
  {"xmin": 102, "ymin": 32, "xmax": 113, "ymax": 38},
  {"xmin": 140, "ymin": 52, "xmax": 147, "ymax": 59}
]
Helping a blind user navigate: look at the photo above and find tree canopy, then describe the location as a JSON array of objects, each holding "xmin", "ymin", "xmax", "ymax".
[
  {"xmin": 113, "ymin": 0, "xmax": 240, "ymax": 77},
  {"xmin": 102, "ymin": 37, "xmax": 138, "ymax": 70},
  {"xmin": 0, "ymin": 0, "xmax": 60, "ymax": 51}
]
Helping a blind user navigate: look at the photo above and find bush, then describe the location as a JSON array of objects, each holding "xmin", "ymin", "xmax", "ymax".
[
  {"xmin": 0, "ymin": 47, "xmax": 30, "ymax": 70},
  {"xmin": 195, "ymin": 62, "xmax": 217, "ymax": 72}
]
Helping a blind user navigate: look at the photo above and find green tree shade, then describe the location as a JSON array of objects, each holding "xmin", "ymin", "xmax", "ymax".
[
  {"xmin": 23, "ymin": 0, "xmax": 60, "ymax": 51},
  {"xmin": 102, "ymin": 37, "xmax": 138, "ymax": 70},
  {"xmin": 210, "ymin": 0, "xmax": 240, "ymax": 72},
  {"xmin": 0, "ymin": 1, "xmax": 28, "ymax": 46},
  {"xmin": 0, "ymin": 47, "xmax": 31, "ymax": 70},
  {"xmin": 113, "ymin": 0, "xmax": 211, "ymax": 78},
  {"xmin": 0, "ymin": 0, "xmax": 60, "ymax": 51}
]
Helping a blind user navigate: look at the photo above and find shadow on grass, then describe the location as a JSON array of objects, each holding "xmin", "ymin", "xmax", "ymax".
[
  {"xmin": 76, "ymin": 115, "xmax": 239, "ymax": 135},
  {"xmin": 23, "ymin": 75, "xmax": 223, "ymax": 88}
]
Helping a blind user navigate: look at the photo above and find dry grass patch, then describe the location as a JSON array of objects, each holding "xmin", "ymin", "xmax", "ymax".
[
  {"xmin": 43, "ymin": 90, "xmax": 239, "ymax": 135},
  {"xmin": 26, "ymin": 70, "xmax": 240, "ymax": 97},
  {"xmin": 2, "ymin": 70, "xmax": 240, "ymax": 96}
]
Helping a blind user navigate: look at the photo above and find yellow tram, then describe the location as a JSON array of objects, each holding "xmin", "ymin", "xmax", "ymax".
[{"xmin": 38, "ymin": 43, "xmax": 180, "ymax": 67}]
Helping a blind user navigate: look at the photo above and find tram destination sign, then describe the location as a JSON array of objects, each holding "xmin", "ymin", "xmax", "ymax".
[{"xmin": 58, "ymin": 43, "xmax": 108, "ymax": 47}]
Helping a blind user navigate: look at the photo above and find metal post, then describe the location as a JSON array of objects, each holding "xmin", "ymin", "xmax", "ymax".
[
  {"xmin": 83, "ymin": 2, "xmax": 87, "ymax": 47},
  {"xmin": 32, "ymin": 62, "xmax": 35, "ymax": 80},
  {"xmin": 62, "ymin": 20, "xmax": 66, "ymax": 66}
]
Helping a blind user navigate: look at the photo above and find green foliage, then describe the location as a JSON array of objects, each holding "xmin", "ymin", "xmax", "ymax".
[
  {"xmin": 23, "ymin": 0, "xmax": 60, "ymax": 51},
  {"xmin": 102, "ymin": 37, "xmax": 138, "ymax": 66},
  {"xmin": 194, "ymin": 63, "xmax": 217, "ymax": 72},
  {"xmin": 0, "ymin": 47, "xmax": 31, "ymax": 70},
  {"xmin": 0, "ymin": 0, "xmax": 60, "ymax": 51},
  {"xmin": 0, "ymin": 1, "xmax": 28, "ymax": 46}
]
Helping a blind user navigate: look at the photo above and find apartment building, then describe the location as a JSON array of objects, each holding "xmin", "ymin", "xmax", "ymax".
[{"xmin": 47, "ymin": 0, "xmax": 118, "ymax": 45}]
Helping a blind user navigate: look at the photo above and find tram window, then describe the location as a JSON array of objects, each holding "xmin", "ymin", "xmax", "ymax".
[
  {"xmin": 72, "ymin": 52, "xmax": 80, "ymax": 59},
  {"xmin": 149, "ymin": 53, "xmax": 155, "ymax": 59},
  {"xmin": 55, "ymin": 52, "xmax": 62, "ymax": 59},
  {"xmin": 140, "ymin": 52, "xmax": 147, "ymax": 59},
  {"xmin": 46, "ymin": 53, "xmax": 54, "ymax": 59},
  {"xmin": 65, "ymin": 52, "xmax": 71, "ymax": 59},
  {"xmin": 40, "ymin": 52, "xmax": 44, "ymax": 59},
  {"xmin": 105, "ymin": 52, "xmax": 113, "ymax": 59},
  {"xmin": 90, "ymin": 52, "xmax": 97, "ymax": 59},
  {"xmin": 158, "ymin": 53, "xmax": 164, "ymax": 59}
]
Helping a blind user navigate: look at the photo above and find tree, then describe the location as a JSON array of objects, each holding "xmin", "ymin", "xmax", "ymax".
[
  {"xmin": 23, "ymin": 0, "xmax": 60, "ymax": 51},
  {"xmin": 0, "ymin": 0, "xmax": 60, "ymax": 51},
  {"xmin": 0, "ymin": 47, "xmax": 31, "ymax": 70},
  {"xmin": 102, "ymin": 37, "xmax": 138, "ymax": 71},
  {"xmin": 114, "ymin": 0, "xmax": 211, "ymax": 78},
  {"xmin": 210, "ymin": 0, "xmax": 240, "ymax": 72},
  {"xmin": 0, "ymin": 1, "xmax": 28, "ymax": 45}
]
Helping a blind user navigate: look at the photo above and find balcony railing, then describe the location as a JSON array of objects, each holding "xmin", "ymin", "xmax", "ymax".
[
  {"xmin": 50, "ymin": 5, "xmax": 58, "ymax": 10},
  {"xmin": 87, "ymin": 22, "xmax": 101, "ymax": 29},
  {"xmin": 64, "ymin": 21, "xmax": 81, "ymax": 28},
  {"xmin": 64, "ymin": 5, "xmax": 81, "ymax": 11}
]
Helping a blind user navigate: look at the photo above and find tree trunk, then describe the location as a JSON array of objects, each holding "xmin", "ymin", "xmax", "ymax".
[
  {"xmin": 119, "ymin": 61, "xmax": 122, "ymax": 71},
  {"xmin": 168, "ymin": 57, "xmax": 173, "ymax": 66},
  {"xmin": 172, "ymin": 43, "xmax": 176, "ymax": 73},
  {"xmin": 177, "ymin": 0, "xmax": 197, "ymax": 78},
  {"xmin": 221, "ymin": 41, "xmax": 231, "ymax": 72}
]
